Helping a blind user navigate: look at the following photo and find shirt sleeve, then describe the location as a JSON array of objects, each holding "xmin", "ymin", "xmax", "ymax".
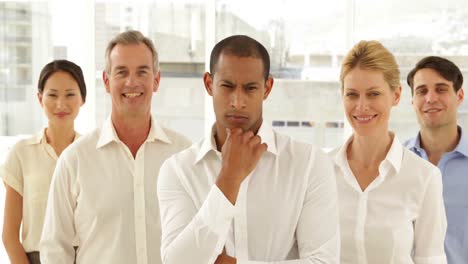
[
  {"xmin": 157, "ymin": 157, "xmax": 236, "ymax": 264},
  {"xmin": 413, "ymin": 167, "xmax": 447, "ymax": 264},
  {"xmin": 1, "ymin": 145, "xmax": 24, "ymax": 196},
  {"xmin": 240, "ymin": 149, "xmax": 340, "ymax": 264},
  {"xmin": 39, "ymin": 154, "xmax": 77, "ymax": 264}
]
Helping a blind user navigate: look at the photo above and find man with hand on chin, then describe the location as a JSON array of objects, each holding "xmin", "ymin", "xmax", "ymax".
[{"xmin": 158, "ymin": 35, "xmax": 339, "ymax": 264}]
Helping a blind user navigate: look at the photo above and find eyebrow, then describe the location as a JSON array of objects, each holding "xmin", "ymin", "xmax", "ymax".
[
  {"xmin": 242, "ymin": 82, "xmax": 260, "ymax": 87},
  {"xmin": 113, "ymin": 65, "xmax": 151, "ymax": 71},
  {"xmin": 113, "ymin": 66, "xmax": 127, "ymax": 71},
  {"xmin": 48, "ymin": 88, "xmax": 79, "ymax": 92},
  {"xmin": 344, "ymin": 86, "xmax": 381, "ymax": 91},
  {"xmin": 137, "ymin": 65, "xmax": 151, "ymax": 71},
  {"xmin": 219, "ymin": 80, "xmax": 260, "ymax": 86},
  {"xmin": 415, "ymin": 82, "xmax": 450, "ymax": 90},
  {"xmin": 219, "ymin": 80, "xmax": 235, "ymax": 85}
]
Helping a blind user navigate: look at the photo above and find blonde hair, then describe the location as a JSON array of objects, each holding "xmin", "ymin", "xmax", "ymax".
[
  {"xmin": 340, "ymin": 40, "xmax": 400, "ymax": 90},
  {"xmin": 105, "ymin": 30, "xmax": 159, "ymax": 74}
]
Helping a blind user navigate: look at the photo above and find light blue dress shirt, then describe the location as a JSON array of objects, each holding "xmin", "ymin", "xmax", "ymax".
[{"xmin": 405, "ymin": 126, "xmax": 468, "ymax": 264}]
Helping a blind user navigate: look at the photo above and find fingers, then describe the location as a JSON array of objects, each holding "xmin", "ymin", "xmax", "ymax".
[
  {"xmin": 242, "ymin": 130, "xmax": 254, "ymax": 144},
  {"xmin": 248, "ymin": 134, "xmax": 261, "ymax": 148},
  {"xmin": 254, "ymin": 142, "xmax": 268, "ymax": 158}
]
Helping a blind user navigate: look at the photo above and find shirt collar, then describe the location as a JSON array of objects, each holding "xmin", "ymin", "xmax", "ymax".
[
  {"xmin": 385, "ymin": 135, "xmax": 403, "ymax": 174},
  {"xmin": 28, "ymin": 128, "xmax": 79, "ymax": 145},
  {"xmin": 405, "ymin": 132, "xmax": 424, "ymax": 155},
  {"xmin": 35, "ymin": 128, "xmax": 47, "ymax": 144},
  {"xmin": 334, "ymin": 133, "xmax": 403, "ymax": 175},
  {"xmin": 96, "ymin": 115, "xmax": 171, "ymax": 149},
  {"xmin": 407, "ymin": 126, "xmax": 468, "ymax": 157},
  {"xmin": 194, "ymin": 121, "xmax": 278, "ymax": 164},
  {"xmin": 454, "ymin": 126, "xmax": 468, "ymax": 157}
]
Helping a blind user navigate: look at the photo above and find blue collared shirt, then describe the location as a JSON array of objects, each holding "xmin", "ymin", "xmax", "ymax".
[{"xmin": 405, "ymin": 126, "xmax": 468, "ymax": 264}]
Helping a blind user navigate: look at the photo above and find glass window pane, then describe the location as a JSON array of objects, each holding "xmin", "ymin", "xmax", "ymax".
[
  {"xmin": 216, "ymin": 0, "xmax": 347, "ymax": 148},
  {"xmin": 94, "ymin": 0, "xmax": 206, "ymax": 141},
  {"xmin": 354, "ymin": 0, "xmax": 468, "ymax": 139}
]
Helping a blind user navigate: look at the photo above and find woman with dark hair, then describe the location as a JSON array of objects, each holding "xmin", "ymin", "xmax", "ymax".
[{"xmin": 1, "ymin": 60, "xmax": 86, "ymax": 264}]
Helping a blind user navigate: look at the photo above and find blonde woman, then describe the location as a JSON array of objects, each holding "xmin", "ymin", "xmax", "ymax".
[
  {"xmin": 333, "ymin": 41, "xmax": 447, "ymax": 263},
  {"xmin": 1, "ymin": 60, "xmax": 85, "ymax": 264}
]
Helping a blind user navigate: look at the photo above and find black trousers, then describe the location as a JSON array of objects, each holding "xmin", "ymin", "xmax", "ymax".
[
  {"xmin": 26, "ymin": 252, "xmax": 40, "ymax": 264},
  {"xmin": 27, "ymin": 247, "xmax": 78, "ymax": 264}
]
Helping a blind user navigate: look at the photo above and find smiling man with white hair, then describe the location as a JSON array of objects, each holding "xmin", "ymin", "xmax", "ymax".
[{"xmin": 39, "ymin": 30, "xmax": 191, "ymax": 264}]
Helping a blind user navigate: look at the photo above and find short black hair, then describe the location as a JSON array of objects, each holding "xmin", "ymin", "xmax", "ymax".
[
  {"xmin": 407, "ymin": 56, "xmax": 463, "ymax": 95},
  {"xmin": 38, "ymin": 60, "xmax": 87, "ymax": 102},
  {"xmin": 209, "ymin": 35, "xmax": 270, "ymax": 80}
]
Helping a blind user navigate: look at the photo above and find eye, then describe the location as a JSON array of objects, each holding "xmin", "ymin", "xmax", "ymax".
[
  {"xmin": 415, "ymin": 89, "xmax": 427, "ymax": 96},
  {"xmin": 47, "ymin": 93, "xmax": 57, "ymax": 98},
  {"xmin": 368, "ymin": 91, "xmax": 380, "ymax": 97},
  {"xmin": 66, "ymin": 93, "xmax": 76, "ymax": 97},
  {"xmin": 221, "ymin": 83, "xmax": 233, "ymax": 89},
  {"xmin": 246, "ymin": 86, "xmax": 258, "ymax": 91},
  {"xmin": 437, "ymin": 87, "xmax": 448, "ymax": 93},
  {"xmin": 345, "ymin": 92, "xmax": 358, "ymax": 98}
]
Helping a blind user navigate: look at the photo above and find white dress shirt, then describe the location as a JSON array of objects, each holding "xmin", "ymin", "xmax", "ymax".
[
  {"xmin": 158, "ymin": 122, "xmax": 340, "ymax": 264},
  {"xmin": 0, "ymin": 129, "xmax": 78, "ymax": 252},
  {"xmin": 332, "ymin": 135, "xmax": 447, "ymax": 264},
  {"xmin": 40, "ymin": 116, "xmax": 191, "ymax": 264}
]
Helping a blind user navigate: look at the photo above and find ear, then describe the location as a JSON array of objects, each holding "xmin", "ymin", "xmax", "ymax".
[
  {"xmin": 153, "ymin": 71, "xmax": 161, "ymax": 93},
  {"xmin": 263, "ymin": 75, "xmax": 274, "ymax": 100},
  {"xmin": 203, "ymin": 72, "xmax": 213, "ymax": 96},
  {"xmin": 37, "ymin": 91, "xmax": 43, "ymax": 106},
  {"xmin": 103, "ymin": 70, "xmax": 110, "ymax": 93},
  {"xmin": 457, "ymin": 87, "xmax": 464, "ymax": 106},
  {"xmin": 392, "ymin": 85, "xmax": 402, "ymax": 106}
]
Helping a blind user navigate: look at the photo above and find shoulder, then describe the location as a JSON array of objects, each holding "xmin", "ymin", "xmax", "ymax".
[
  {"xmin": 160, "ymin": 125, "xmax": 192, "ymax": 150},
  {"xmin": 401, "ymin": 147, "xmax": 440, "ymax": 184},
  {"xmin": 274, "ymin": 130, "xmax": 322, "ymax": 159},
  {"xmin": 402, "ymin": 147, "xmax": 435, "ymax": 171},
  {"xmin": 163, "ymin": 138, "xmax": 202, "ymax": 166},
  {"xmin": 8, "ymin": 134, "xmax": 40, "ymax": 152},
  {"xmin": 2, "ymin": 134, "xmax": 43, "ymax": 165},
  {"xmin": 59, "ymin": 127, "xmax": 101, "ymax": 162}
]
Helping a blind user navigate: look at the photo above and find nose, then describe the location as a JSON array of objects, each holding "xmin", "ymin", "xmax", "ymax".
[
  {"xmin": 356, "ymin": 96, "xmax": 369, "ymax": 112},
  {"xmin": 125, "ymin": 74, "xmax": 138, "ymax": 88},
  {"xmin": 230, "ymin": 88, "xmax": 246, "ymax": 109},
  {"xmin": 425, "ymin": 89, "xmax": 438, "ymax": 103},
  {"xmin": 56, "ymin": 96, "xmax": 66, "ymax": 110}
]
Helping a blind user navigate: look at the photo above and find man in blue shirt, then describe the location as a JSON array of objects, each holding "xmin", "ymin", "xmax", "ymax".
[{"xmin": 405, "ymin": 56, "xmax": 467, "ymax": 264}]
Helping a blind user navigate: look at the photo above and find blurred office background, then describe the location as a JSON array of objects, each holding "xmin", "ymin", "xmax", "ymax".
[{"xmin": 1, "ymin": 0, "xmax": 468, "ymax": 261}]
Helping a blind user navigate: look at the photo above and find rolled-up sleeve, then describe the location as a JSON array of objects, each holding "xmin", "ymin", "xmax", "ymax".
[{"xmin": 1, "ymin": 147, "xmax": 23, "ymax": 196}]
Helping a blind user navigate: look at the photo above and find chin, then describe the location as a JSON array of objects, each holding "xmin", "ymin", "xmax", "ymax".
[{"xmin": 353, "ymin": 127, "xmax": 381, "ymax": 137}]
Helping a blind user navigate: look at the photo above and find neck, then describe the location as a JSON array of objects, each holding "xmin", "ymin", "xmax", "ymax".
[
  {"xmin": 111, "ymin": 112, "xmax": 151, "ymax": 157},
  {"xmin": 419, "ymin": 124, "xmax": 460, "ymax": 165},
  {"xmin": 347, "ymin": 131, "xmax": 393, "ymax": 165},
  {"xmin": 46, "ymin": 122, "xmax": 76, "ymax": 156}
]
